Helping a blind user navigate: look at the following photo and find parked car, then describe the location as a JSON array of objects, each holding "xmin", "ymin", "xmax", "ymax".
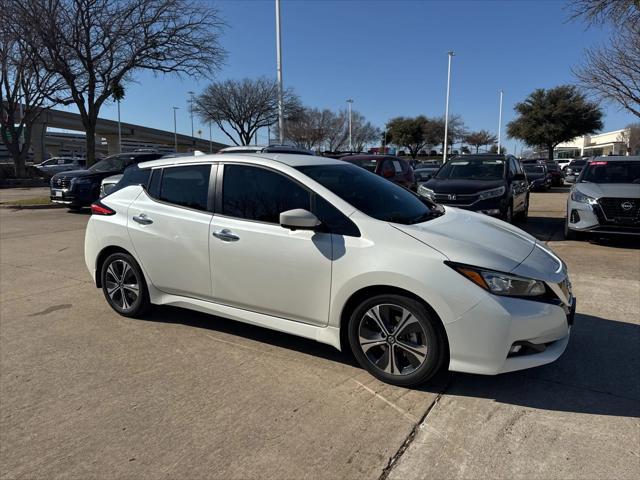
[
  {"xmin": 99, "ymin": 174, "xmax": 123, "ymax": 198},
  {"xmin": 36, "ymin": 157, "xmax": 86, "ymax": 177},
  {"xmin": 564, "ymin": 159, "xmax": 588, "ymax": 183},
  {"xmin": 523, "ymin": 163, "xmax": 551, "ymax": 190},
  {"xmin": 85, "ymin": 153, "xmax": 574, "ymax": 387},
  {"xmin": 50, "ymin": 152, "xmax": 163, "ymax": 210},
  {"xmin": 565, "ymin": 156, "xmax": 640, "ymax": 239},
  {"xmin": 340, "ymin": 154, "xmax": 416, "ymax": 190},
  {"xmin": 557, "ymin": 159, "xmax": 572, "ymax": 171},
  {"xmin": 418, "ymin": 154, "xmax": 529, "ymax": 223},
  {"xmin": 545, "ymin": 161, "xmax": 565, "ymax": 186}
]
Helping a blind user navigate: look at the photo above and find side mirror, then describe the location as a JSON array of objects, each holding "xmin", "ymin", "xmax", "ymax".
[
  {"xmin": 423, "ymin": 174, "xmax": 432, "ymax": 181},
  {"xmin": 279, "ymin": 209, "xmax": 321, "ymax": 231}
]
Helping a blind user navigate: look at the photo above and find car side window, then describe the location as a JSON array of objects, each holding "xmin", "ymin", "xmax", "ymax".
[
  {"xmin": 222, "ymin": 164, "xmax": 311, "ymax": 223},
  {"xmin": 392, "ymin": 160, "xmax": 403, "ymax": 174},
  {"xmin": 116, "ymin": 167, "xmax": 151, "ymax": 193},
  {"xmin": 508, "ymin": 158, "xmax": 518, "ymax": 177},
  {"xmin": 314, "ymin": 196, "xmax": 360, "ymax": 237},
  {"xmin": 157, "ymin": 165, "xmax": 211, "ymax": 211}
]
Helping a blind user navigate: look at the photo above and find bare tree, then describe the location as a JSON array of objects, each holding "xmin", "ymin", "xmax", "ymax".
[
  {"xmin": 324, "ymin": 110, "xmax": 348, "ymax": 152},
  {"xmin": 465, "ymin": 130, "xmax": 498, "ymax": 153},
  {"xmin": 196, "ymin": 78, "xmax": 301, "ymax": 146},
  {"xmin": 282, "ymin": 108, "xmax": 328, "ymax": 150},
  {"xmin": 0, "ymin": 2, "xmax": 66, "ymax": 176},
  {"xmin": 350, "ymin": 111, "xmax": 380, "ymax": 152},
  {"xmin": 15, "ymin": 0, "xmax": 226, "ymax": 165},
  {"xmin": 570, "ymin": 0, "xmax": 640, "ymax": 118}
]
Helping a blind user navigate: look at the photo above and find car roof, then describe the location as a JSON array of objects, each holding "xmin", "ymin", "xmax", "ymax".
[
  {"xmin": 591, "ymin": 156, "xmax": 640, "ymax": 162},
  {"xmin": 137, "ymin": 152, "xmax": 344, "ymax": 170}
]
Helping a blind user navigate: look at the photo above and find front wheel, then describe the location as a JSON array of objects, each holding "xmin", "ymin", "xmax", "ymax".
[
  {"xmin": 101, "ymin": 253, "xmax": 150, "ymax": 317},
  {"xmin": 348, "ymin": 294, "xmax": 446, "ymax": 387},
  {"xmin": 502, "ymin": 203, "xmax": 513, "ymax": 223}
]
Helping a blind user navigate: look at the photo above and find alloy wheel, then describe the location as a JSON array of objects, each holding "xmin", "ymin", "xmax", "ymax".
[
  {"xmin": 104, "ymin": 259, "xmax": 140, "ymax": 311},
  {"xmin": 358, "ymin": 304, "xmax": 428, "ymax": 376}
]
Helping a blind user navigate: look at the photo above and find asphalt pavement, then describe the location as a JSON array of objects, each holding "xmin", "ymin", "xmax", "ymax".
[{"xmin": 1, "ymin": 188, "xmax": 638, "ymax": 479}]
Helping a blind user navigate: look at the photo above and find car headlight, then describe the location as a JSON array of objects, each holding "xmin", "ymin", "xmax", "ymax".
[
  {"xmin": 417, "ymin": 184, "xmax": 435, "ymax": 199},
  {"xmin": 446, "ymin": 262, "xmax": 546, "ymax": 297},
  {"xmin": 570, "ymin": 189, "xmax": 597, "ymax": 205},
  {"xmin": 478, "ymin": 186, "xmax": 506, "ymax": 200}
]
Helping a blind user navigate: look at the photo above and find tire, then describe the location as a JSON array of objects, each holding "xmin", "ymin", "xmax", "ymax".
[
  {"xmin": 564, "ymin": 218, "xmax": 580, "ymax": 240},
  {"xmin": 101, "ymin": 252, "xmax": 150, "ymax": 317},
  {"xmin": 348, "ymin": 294, "xmax": 446, "ymax": 387},
  {"xmin": 502, "ymin": 203, "xmax": 513, "ymax": 223}
]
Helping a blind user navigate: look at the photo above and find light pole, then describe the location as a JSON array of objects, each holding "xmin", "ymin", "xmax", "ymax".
[
  {"xmin": 497, "ymin": 89, "xmax": 504, "ymax": 155},
  {"xmin": 275, "ymin": 0, "xmax": 284, "ymax": 144},
  {"xmin": 209, "ymin": 122, "xmax": 213, "ymax": 153},
  {"xmin": 188, "ymin": 91, "xmax": 196, "ymax": 149},
  {"xmin": 346, "ymin": 98, "xmax": 354, "ymax": 151},
  {"xmin": 172, "ymin": 106, "xmax": 179, "ymax": 152},
  {"xmin": 443, "ymin": 51, "xmax": 455, "ymax": 163}
]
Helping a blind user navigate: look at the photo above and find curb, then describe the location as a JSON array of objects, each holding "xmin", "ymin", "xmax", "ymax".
[{"xmin": 0, "ymin": 203, "xmax": 65, "ymax": 210}]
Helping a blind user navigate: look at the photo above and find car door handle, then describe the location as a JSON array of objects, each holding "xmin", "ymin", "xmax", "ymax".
[
  {"xmin": 212, "ymin": 229, "xmax": 239, "ymax": 242},
  {"xmin": 132, "ymin": 213, "xmax": 153, "ymax": 225}
]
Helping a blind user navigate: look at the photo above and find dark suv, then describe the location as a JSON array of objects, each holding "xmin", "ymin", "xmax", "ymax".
[
  {"xmin": 418, "ymin": 154, "xmax": 529, "ymax": 223},
  {"xmin": 340, "ymin": 155, "xmax": 416, "ymax": 190},
  {"xmin": 50, "ymin": 152, "xmax": 163, "ymax": 210}
]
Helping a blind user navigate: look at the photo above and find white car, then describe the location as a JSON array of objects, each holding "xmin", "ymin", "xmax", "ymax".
[
  {"xmin": 565, "ymin": 156, "xmax": 640, "ymax": 239},
  {"xmin": 85, "ymin": 154, "xmax": 574, "ymax": 387},
  {"xmin": 99, "ymin": 174, "xmax": 123, "ymax": 198}
]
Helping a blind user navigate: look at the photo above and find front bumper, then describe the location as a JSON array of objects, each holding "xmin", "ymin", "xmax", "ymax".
[
  {"xmin": 445, "ymin": 289, "xmax": 574, "ymax": 375},
  {"xmin": 50, "ymin": 186, "xmax": 97, "ymax": 207},
  {"xmin": 567, "ymin": 199, "xmax": 640, "ymax": 235}
]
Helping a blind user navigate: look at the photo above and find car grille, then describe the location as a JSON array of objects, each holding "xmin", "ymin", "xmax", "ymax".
[
  {"xmin": 433, "ymin": 193, "xmax": 479, "ymax": 206},
  {"xmin": 52, "ymin": 177, "xmax": 71, "ymax": 189},
  {"xmin": 597, "ymin": 197, "xmax": 640, "ymax": 224}
]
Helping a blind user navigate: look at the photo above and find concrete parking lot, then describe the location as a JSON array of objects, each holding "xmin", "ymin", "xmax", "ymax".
[{"xmin": 1, "ymin": 189, "xmax": 638, "ymax": 479}]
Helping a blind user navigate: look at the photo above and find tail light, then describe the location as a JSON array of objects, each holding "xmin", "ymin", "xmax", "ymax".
[{"xmin": 90, "ymin": 201, "xmax": 116, "ymax": 216}]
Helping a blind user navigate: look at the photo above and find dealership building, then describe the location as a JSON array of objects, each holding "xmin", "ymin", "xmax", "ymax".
[{"xmin": 554, "ymin": 127, "xmax": 640, "ymax": 159}]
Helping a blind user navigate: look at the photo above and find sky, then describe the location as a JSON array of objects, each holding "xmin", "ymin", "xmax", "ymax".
[{"xmin": 83, "ymin": 0, "xmax": 635, "ymax": 153}]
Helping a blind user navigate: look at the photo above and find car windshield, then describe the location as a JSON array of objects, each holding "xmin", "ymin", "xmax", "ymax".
[
  {"xmin": 546, "ymin": 163, "xmax": 559, "ymax": 171},
  {"xmin": 344, "ymin": 157, "xmax": 378, "ymax": 172},
  {"xmin": 570, "ymin": 160, "xmax": 587, "ymax": 166},
  {"xmin": 297, "ymin": 164, "xmax": 443, "ymax": 225},
  {"xmin": 436, "ymin": 159, "xmax": 504, "ymax": 180},
  {"xmin": 524, "ymin": 165, "xmax": 545, "ymax": 174},
  {"xmin": 580, "ymin": 161, "xmax": 640, "ymax": 184},
  {"xmin": 88, "ymin": 156, "xmax": 128, "ymax": 172}
]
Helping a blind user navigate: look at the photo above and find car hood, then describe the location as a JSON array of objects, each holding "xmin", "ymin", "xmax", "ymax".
[
  {"xmin": 51, "ymin": 169, "xmax": 117, "ymax": 182},
  {"xmin": 424, "ymin": 178, "xmax": 505, "ymax": 194},
  {"xmin": 393, "ymin": 207, "xmax": 537, "ymax": 273},
  {"xmin": 575, "ymin": 182, "xmax": 640, "ymax": 199}
]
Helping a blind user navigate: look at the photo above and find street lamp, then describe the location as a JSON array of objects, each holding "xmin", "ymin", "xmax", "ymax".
[
  {"xmin": 275, "ymin": 0, "xmax": 284, "ymax": 144},
  {"xmin": 188, "ymin": 91, "xmax": 195, "ymax": 144},
  {"xmin": 346, "ymin": 98, "xmax": 354, "ymax": 151},
  {"xmin": 172, "ymin": 106, "xmax": 179, "ymax": 152},
  {"xmin": 497, "ymin": 89, "xmax": 504, "ymax": 155},
  {"xmin": 443, "ymin": 51, "xmax": 455, "ymax": 163}
]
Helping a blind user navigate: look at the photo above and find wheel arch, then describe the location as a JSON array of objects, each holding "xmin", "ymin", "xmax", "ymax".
[
  {"xmin": 95, "ymin": 245, "xmax": 133, "ymax": 288},
  {"xmin": 338, "ymin": 285, "xmax": 450, "ymax": 362}
]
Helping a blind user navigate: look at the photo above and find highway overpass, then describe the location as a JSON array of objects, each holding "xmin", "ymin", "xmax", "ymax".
[{"xmin": 29, "ymin": 108, "xmax": 227, "ymax": 162}]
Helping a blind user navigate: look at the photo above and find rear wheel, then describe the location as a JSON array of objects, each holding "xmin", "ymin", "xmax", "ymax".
[
  {"xmin": 101, "ymin": 253, "xmax": 150, "ymax": 317},
  {"xmin": 348, "ymin": 294, "xmax": 446, "ymax": 387}
]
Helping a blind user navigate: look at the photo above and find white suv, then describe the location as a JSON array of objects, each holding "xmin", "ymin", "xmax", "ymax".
[{"xmin": 85, "ymin": 153, "xmax": 574, "ymax": 387}]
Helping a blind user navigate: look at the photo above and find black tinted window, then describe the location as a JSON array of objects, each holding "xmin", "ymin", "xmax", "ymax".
[
  {"xmin": 315, "ymin": 196, "xmax": 360, "ymax": 237},
  {"xmin": 158, "ymin": 165, "xmax": 210, "ymax": 211},
  {"xmin": 222, "ymin": 164, "xmax": 311, "ymax": 223},
  {"xmin": 110, "ymin": 166, "xmax": 151, "ymax": 195},
  {"xmin": 298, "ymin": 164, "xmax": 442, "ymax": 225}
]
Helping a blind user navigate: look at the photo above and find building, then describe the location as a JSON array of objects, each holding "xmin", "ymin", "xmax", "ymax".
[{"xmin": 554, "ymin": 127, "xmax": 640, "ymax": 159}]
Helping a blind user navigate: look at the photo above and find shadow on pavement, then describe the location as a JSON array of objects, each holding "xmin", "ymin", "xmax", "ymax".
[
  {"xmin": 448, "ymin": 313, "xmax": 640, "ymax": 418},
  {"xmin": 142, "ymin": 306, "xmax": 638, "ymax": 416}
]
